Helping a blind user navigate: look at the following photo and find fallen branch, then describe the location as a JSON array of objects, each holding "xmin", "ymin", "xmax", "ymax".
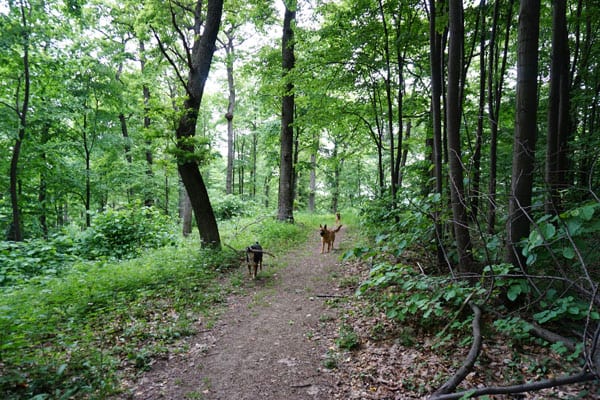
[
  {"xmin": 433, "ymin": 302, "xmax": 482, "ymax": 396},
  {"xmin": 429, "ymin": 371, "xmax": 598, "ymax": 400},
  {"xmin": 315, "ymin": 294, "xmax": 345, "ymax": 298},
  {"xmin": 529, "ymin": 322, "xmax": 578, "ymax": 352}
]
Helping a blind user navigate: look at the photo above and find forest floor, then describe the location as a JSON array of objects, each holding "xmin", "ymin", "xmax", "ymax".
[{"xmin": 115, "ymin": 226, "xmax": 598, "ymax": 400}]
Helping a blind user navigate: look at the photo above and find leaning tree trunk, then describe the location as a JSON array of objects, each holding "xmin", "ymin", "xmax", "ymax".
[
  {"xmin": 506, "ymin": 0, "xmax": 540, "ymax": 270},
  {"xmin": 277, "ymin": 1, "xmax": 296, "ymax": 223},
  {"xmin": 173, "ymin": 0, "xmax": 223, "ymax": 248}
]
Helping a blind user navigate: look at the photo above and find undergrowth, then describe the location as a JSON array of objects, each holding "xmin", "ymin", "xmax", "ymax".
[{"xmin": 0, "ymin": 211, "xmax": 319, "ymax": 399}]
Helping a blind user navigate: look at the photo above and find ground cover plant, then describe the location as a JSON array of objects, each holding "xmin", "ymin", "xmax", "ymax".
[
  {"xmin": 331, "ymin": 195, "xmax": 600, "ymax": 398},
  {"xmin": 0, "ymin": 210, "xmax": 316, "ymax": 400}
]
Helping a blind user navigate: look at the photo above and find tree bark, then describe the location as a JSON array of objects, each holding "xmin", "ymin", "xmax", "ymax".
[
  {"xmin": 486, "ymin": 0, "xmax": 514, "ymax": 234},
  {"xmin": 140, "ymin": 40, "xmax": 154, "ymax": 207},
  {"xmin": 8, "ymin": 1, "xmax": 31, "ymax": 241},
  {"xmin": 545, "ymin": 0, "xmax": 570, "ymax": 214},
  {"xmin": 180, "ymin": 182, "xmax": 193, "ymax": 237},
  {"xmin": 428, "ymin": 0, "xmax": 445, "ymax": 268},
  {"xmin": 224, "ymin": 32, "xmax": 236, "ymax": 195},
  {"xmin": 447, "ymin": 0, "xmax": 473, "ymax": 273},
  {"xmin": 506, "ymin": 0, "xmax": 540, "ymax": 270},
  {"xmin": 471, "ymin": 0, "xmax": 486, "ymax": 220},
  {"xmin": 173, "ymin": 0, "xmax": 223, "ymax": 248},
  {"xmin": 277, "ymin": 1, "xmax": 296, "ymax": 222}
]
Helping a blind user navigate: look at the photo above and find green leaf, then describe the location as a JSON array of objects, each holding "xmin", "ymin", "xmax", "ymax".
[
  {"xmin": 581, "ymin": 205, "xmax": 595, "ymax": 221},
  {"xmin": 561, "ymin": 247, "xmax": 575, "ymax": 259},
  {"xmin": 539, "ymin": 223, "xmax": 556, "ymax": 240},
  {"xmin": 507, "ymin": 284, "xmax": 522, "ymax": 302}
]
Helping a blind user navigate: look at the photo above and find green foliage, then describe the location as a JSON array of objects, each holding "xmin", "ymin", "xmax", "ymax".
[
  {"xmin": 0, "ymin": 244, "xmax": 235, "ymax": 399},
  {"xmin": 77, "ymin": 206, "xmax": 178, "ymax": 260},
  {"xmin": 213, "ymin": 194, "xmax": 254, "ymax": 220},
  {"xmin": 336, "ymin": 323, "xmax": 360, "ymax": 350},
  {"xmin": 357, "ymin": 262, "xmax": 484, "ymax": 333},
  {"xmin": 356, "ymin": 193, "xmax": 441, "ymax": 260},
  {"xmin": 522, "ymin": 202, "xmax": 600, "ymax": 271},
  {"xmin": 533, "ymin": 291, "xmax": 599, "ymax": 324},
  {"xmin": 0, "ymin": 235, "xmax": 80, "ymax": 286}
]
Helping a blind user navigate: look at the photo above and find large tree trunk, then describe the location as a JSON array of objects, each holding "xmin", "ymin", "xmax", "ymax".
[
  {"xmin": 447, "ymin": 0, "xmax": 474, "ymax": 273},
  {"xmin": 174, "ymin": 0, "xmax": 223, "ymax": 248},
  {"xmin": 277, "ymin": 1, "xmax": 296, "ymax": 222},
  {"xmin": 545, "ymin": 0, "xmax": 570, "ymax": 214},
  {"xmin": 506, "ymin": 0, "xmax": 540, "ymax": 270}
]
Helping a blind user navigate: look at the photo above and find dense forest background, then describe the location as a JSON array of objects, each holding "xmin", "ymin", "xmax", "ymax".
[{"xmin": 1, "ymin": 0, "xmax": 600, "ymax": 398}]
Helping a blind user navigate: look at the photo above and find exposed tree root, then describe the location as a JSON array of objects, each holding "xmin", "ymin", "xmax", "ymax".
[
  {"xmin": 429, "ymin": 371, "xmax": 598, "ymax": 400},
  {"xmin": 432, "ymin": 302, "xmax": 482, "ymax": 396}
]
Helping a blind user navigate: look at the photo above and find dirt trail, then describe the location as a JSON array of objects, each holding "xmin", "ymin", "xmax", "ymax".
[{"xmin": 122, "ymin": 227, "xmax": 348, "ymax": 400}]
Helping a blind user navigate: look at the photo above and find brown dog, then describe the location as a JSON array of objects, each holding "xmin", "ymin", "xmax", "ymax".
[
  {"xmin": 246, "ymin": 242, "xmax": 263, "ymax": 279},
  {"xmin": 319, "ymin": 224, "xmax": 342, "ymax": 254}
]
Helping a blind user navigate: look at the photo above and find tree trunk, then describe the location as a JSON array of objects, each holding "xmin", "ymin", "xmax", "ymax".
[
  {"xmin": 428, "ymin": 0, "xmax": 445, "ymax": 268},
  {"xmin": 506, "ymin": 0, "xmax": 540, "ymax": 270},
  {"xmin": 447, "ymin": 0, "xmax": 473, "ymax": 273},
  {"xmin": 8, "ymin": 2, "xmax": 31, "ymax": 241},
  {"xmin": 471, "ymin": 0, "xmax": 486, "ymax": 220},
  {"xmin": 224, "ymin": 32, "xmax": 236, "ymax": 195},
  {"xmin": 180, "ymin": 182, "xmax": 193, "ymax": 237},
  {"xmin": 545, "ymin": 0, "xmax": 570, "ymax": 214},
  {"xmin": 277, "ymin": 1, "xmax": 296, "ymax": 223},
  {"xmin": 140, "ymin": 40, "xmax": 154, "ymax": 207},
  {"xmin": 486, "ymin": 0, "xmax": 514, "ymax": 234},
  {"xmin": 377, "ymin": 0, "xmax": 397, "ymax": 201},
  {"xmin": 174, "ymin": 0, "xmax": 223, "ymax": 248},
  {"xmin": 309, "ymin": 152, "xmax": 316, "ymax": 212}
]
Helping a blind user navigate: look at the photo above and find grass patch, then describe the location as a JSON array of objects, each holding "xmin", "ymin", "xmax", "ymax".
[{"xmin": 0, "ymin": 212, "xmax": 322, "ymax": 399}]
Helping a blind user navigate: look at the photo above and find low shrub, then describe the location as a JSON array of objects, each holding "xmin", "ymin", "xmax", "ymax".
[{"xmin": 77, "ymin": 206, "xmax": 178, "ymax": 260}]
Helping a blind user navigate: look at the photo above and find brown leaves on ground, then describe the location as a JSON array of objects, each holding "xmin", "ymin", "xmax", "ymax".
[{"xmin": 322, "ymin": 259, "xmax": 598, "ymax": 399}]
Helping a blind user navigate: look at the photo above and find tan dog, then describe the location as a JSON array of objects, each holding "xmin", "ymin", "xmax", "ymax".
[
  {"xmin": 335, "ymin": 212, "xmax": 341, "ymax": 226},
  {"xmin": 319, "ymin": 224, "xmax": 342, "ymax": 254}
]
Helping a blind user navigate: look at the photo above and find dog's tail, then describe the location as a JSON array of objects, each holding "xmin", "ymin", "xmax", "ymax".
[{"xmin": 334, "ymin": 224, "xmax": 343, "ymax": 232}]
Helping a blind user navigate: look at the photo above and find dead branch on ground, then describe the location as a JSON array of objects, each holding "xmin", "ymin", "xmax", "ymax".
[
  {"xmin": 432, "ymin": 302, "xmax": 482, "ymax": 396},
  {"xmin": 429, "ymin": 371, "xmax": 598, "ymax": 400}
]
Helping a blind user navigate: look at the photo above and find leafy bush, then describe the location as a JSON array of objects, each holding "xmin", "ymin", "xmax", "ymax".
[
  {"xmin": 0, "ymin": 234, "xmax": 80, "ymax": 286},
  {"xmin": 357, "ymin": 261, "xmax": 485, "ymax": 333},
  {"xmin": 77, "ymin": 206, "xmax": 178, "ymax": 260},
  {"xmin": 357, "ymin": 193, "xmax": 445, "ymax": 264},
  {"xmin": 213, "ymin": 194, "xmax": 253, "ymax": 220}
]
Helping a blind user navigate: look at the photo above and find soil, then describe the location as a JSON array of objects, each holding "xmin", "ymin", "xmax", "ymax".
[
  {"xmin": 118, "ymin": 226, "xmax": 350, "ymax": 400},
  {"xmin": 115, "ymin": 226, "xmax": 599, "ymax": 400}
]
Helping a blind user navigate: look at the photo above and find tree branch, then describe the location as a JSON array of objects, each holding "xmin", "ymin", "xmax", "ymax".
[
  {"xmin": 433, "ymin": 302, "xmax": 482, "ymax": 395},
  {"xmin": 429, "ymin": 371, "xmax": 598, "ymax": 400}
]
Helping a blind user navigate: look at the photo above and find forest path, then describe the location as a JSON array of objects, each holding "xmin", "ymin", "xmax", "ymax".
[{"xmin": 120, "ymin": 225, "xmax": 349, "ymax": 400}]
